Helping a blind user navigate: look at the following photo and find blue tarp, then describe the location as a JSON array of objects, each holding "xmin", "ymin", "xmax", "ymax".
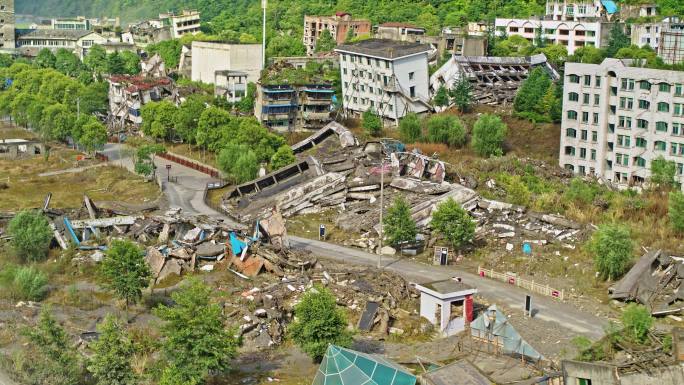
[
  {"xmin": 229, "ymin": 232, "xmax": 248, "ymax": 256},
  {"xmin": 601, "ymin": 0, "xmax": 618, "ymax": 14}
]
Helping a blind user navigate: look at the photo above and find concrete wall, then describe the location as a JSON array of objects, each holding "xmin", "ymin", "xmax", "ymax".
[
  {"xmin": 562, "ymin": 360, "xmax": 618, "ymax": 385},
  {"xmin": 0, "ymin": 0, "xmax": 15, "ymax": 49},
  {"xmin": 191, "ymin": 41, "xmax": 263, "ymax": 85}
]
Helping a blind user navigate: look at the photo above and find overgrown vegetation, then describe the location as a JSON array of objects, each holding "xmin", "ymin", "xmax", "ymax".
[
  {"xmin": 8, "ymin": 210, "xmax": 53, "ymax": 262},
  {"xmin": 430, "ymin": 197, "xmax": 475, "ymax": 250},
  {"xmin": 588, "ymin": 224, "xmax": 634, "ymax": 281},
  {"xmin": 100, "ymin": 240, "xmax": 152, "ymax": 309},
  {"xmin": 471, "ymin": 114, "xmax": 507, "ymax": 157},
  {"xmin": 0, "ymin": 265, "xmax": 49, "ymax": 301},
  {"xmin": 383, "ymin": 197, "xmax": 418, "ymax": 247},
  {"xmin": 514, "ymin": 68, "xmax": 561, "ymax": 123}
]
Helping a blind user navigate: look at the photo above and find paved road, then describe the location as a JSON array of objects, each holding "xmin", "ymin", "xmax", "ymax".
[{"xmin": 103, "ymin": 143, "xmax": 607, "ymax": 339}]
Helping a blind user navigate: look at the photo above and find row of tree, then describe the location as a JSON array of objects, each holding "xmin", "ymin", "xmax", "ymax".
[{"xmin": 0, "ymin": 63, "xmax": 108, "ymax": 152}]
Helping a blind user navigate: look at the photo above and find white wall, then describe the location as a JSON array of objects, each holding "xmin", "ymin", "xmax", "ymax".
[{"xmin": 191, "ymin": 41, "xmax": 263, "ymax": 85}]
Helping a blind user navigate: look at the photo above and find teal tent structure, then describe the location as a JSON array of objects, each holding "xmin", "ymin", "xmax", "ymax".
[
  {"xmin": 312, "ymin": 345, "xmax": 417, "ymax": 385},
  {"xmin": 470, "ymin": 305, "xmax": 544, "ymax": 362},
  {"xmin": 601, "ymin": 0, "xmax": 619, "ymax": 14}
]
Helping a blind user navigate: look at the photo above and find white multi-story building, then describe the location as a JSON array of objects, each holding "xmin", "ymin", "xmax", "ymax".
[
  {"xmin": 335, "ymin": 39, "xmax": 433, "ymax": 124},
  {"xmin": 495, "ymin": 18, "xmax": 608, "ymax": 54},
  {"xmin": 559, "ymin": 58, "xmax": 684, "ymax": 190},
  {"xmin": 545, "ymin": 0, "xmax": 606, "ymax": 21},
  {"xmin": 160, "ymin": 10, "xmax": 201, "ymax": 38},
  {"xmin": 190, "ymin": 41, "xmax": 263, "ymax": 85}
]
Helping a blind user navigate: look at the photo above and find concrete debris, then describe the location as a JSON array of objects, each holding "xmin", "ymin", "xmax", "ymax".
[{"xmin": 610, "ymin": 250, "xmax": 684, "ymax": 316}]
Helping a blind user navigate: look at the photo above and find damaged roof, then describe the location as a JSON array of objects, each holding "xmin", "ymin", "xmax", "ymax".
[{"xmin": 109, "ymin": 75, "xmax": 173, "ymax": 92}]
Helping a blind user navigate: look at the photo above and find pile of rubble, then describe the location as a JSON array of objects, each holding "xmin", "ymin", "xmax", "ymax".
[
  {"xmin": 223, "ymin": 262, "xmax": 421, "ymax": 350},
  {"xmin": 610, "ymin": 249, "xmax": 684, "ymax": 316}
]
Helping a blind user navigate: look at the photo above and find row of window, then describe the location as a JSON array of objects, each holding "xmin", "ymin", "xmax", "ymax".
[
  {"xmin": 568, "ymin": 74, "xmax": 601, "ymax": 87},
  {"xmin": 565, "ymin": 128, "xmax": 599, "ymax": 142},
  {"xmin": 344, "ymin": 95, "xmax": 394, "ymax": 112},
  {"xmin": 568, "ymin": 92, "xmax": 600, "ymax": 105},
  {"xmin": 506, "ymin": 26, "xmax": 596, "ymax": 37},
  {"xmin": 341, "ymin": 54, "xmax": 392, "ymax": 69},
  {"xmin": 619, "ymin": 78, "xmax": 684, "ymax": 95},
  {"xmin": 564, "ymin": 146, "xmax": 596, "ymax": 160}
]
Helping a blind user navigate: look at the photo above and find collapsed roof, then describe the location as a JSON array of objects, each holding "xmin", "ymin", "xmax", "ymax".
[
  {"xmin": 470, "ymin": 305, "xmax": 544, "ymax": 362},
  {"xmin": 430, "ymin": 54, "xmax": 560, "ymax": 105}
]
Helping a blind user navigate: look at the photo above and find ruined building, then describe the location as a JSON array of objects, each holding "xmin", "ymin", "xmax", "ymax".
[
  {"xmin": 108, "ymin": 75, "xmax": 177, "ymax": 129},
  {"xmin": 254, "ymin": 62, "xmax": 335, "ymax": 132},
  {"xmin": 335, "ymin": 39, "xmax": 433, "ymax": 125},
  {"xmin": 430, "ymin": 53, "xmax": 559, "ymax": 105},
  {"xmin": 0, "ymin": 0, "xmax": 14, "ymax": 50},
  {"xmin": 303, "ymin": 12, "xmax": 371, "ymax": 56},
  {"xmin": 559, "ymin": 58, "xmax": 684, "ymax": 190}
]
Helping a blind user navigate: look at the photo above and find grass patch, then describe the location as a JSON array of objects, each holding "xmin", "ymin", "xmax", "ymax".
[{"xmin": 166, "ymin": 143, "xmax": 219, "ymax": 169}]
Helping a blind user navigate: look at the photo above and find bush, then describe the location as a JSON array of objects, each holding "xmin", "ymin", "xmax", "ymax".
[
  {"xmin": 426, "ymin": 115, "xmax": 467, "ymax": 147},
  {"xmin": 621, "ymin": 303, "xmax": 653, "ymax": 344},
  {"xmin": 0, "ymin": 265, "xmax": 49, "ymax": 301},
  {"xmin": 362, "ymin": 108, "xmax": 382, "ymax": 136},
  {"xmin": 506, "ymin": 176, "xmax": 531, "ymax": 206},
  {"xmin": 218, "ymin": 143, "xmax": 259, "ymax": 183},
  {"xmin": 565, "ymin": 178, "xmax": 602, "ymax": 205},
  {"xmin": 669, "ymin": 191, "xmax": 684, "ymax": 233},
  {"xmin": 289, "ymin": 286, "xmax": 353, "ymax": 361},
  {"xmin": 651, "ymin": 156, "xmax": 677, "ymax": 189},
  {"xmin": 471, "ymin": 114, "xmax": 507, "ymax": 157},
  {"xmin": 270, "ymin": 145, "xmax": 296, "ymax": 171},
  {"xmin": 8, "ymin": 210, "xmax": 53, "ymax": 262},
  {"xmin": 588, "ymin": 224, "xmax": 633, "ymax": 281},
  {"xmin": 398, "ymin": 113, "xmax": 422, "ymax": 143},
  {"xmin": 100, "ymin": 240, "xmax": 151, "ymax": 308},
  {"xmin": 430, "ymin": 197, "xmax": 475, "ymax": 249}
]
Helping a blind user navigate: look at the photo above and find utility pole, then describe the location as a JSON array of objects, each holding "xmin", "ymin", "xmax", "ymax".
[
  {"xmin": 378, "ymin": 158, "xmax": 384, "ymax": 269},
  {"xmin": 262, "ymin": 0, "xmax": 267, "ymax": 70}
]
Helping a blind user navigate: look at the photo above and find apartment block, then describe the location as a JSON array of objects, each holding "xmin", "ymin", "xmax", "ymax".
[
  {"xmin": 0, "ymin": 0, "xmax": 15, "ymax": 50},
  {"xmin": 190, "ymin": 41, "xmax": 263, "ymax": 85},
  {"xmin": 545, "ymin": 0, "xmax": 613, "ymax": 21},
  {"xmin": 15, "ymin": 29, "xmax": 109, "ymax": 59},
  {"xmin": 335, "ymin": 39, "xmax": 432, "ymax": 125},
  {"xmin": 160, "ymin": 10, "xmax": 201, "ymax": 39},
  {"xmin": 303, "ymin": 12, "xmax": 371, "ymax": 56},
  {"xmin": 658, "ymin": 18, "xmax": 684, "ymax": 65},
  {"xmin": 495, "ymin": 18, "xmax": 609, "ymax": 54},
  {"xmin": 52, "ymin": 17, "xmax": 91, "ymax": 30},
  {"xmin": 559, "ymin": 58, "xmax": 684, "ymax": 190}
]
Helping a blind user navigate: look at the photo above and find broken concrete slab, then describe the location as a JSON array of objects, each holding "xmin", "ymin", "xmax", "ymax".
[
  {"xmin": 156, "ymin": 258, "xmax": 182, "ymax": 283},
  {"xmin": 196, "ymin": 242, "xmax": 225, "ymax": 258},
  {"xmin": 145, "ymin": 247, "xmax": 166, "ymax": 278}
]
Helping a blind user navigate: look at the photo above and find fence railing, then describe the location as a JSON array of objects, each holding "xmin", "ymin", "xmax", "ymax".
[
  {"xmin": 477, "ymin": 266, "xmax": 565, "ymax": 301},
  {"xmin": 157, "ymin": 152, "xmax": 220, "ymax": 178}
]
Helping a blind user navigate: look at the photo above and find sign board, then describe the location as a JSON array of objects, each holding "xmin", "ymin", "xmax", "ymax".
[
  {"xmin": 166, "ymin": 164, "xmax": 172, "ymax": 170},
  {"xmin": 551, "ymin": 290, "xmax": 560, "ymax": 298},
  {"xmin": 525, "ymin": 295, "xmax": 532, "ymax": 317},
  {"xmin": 508, "ymin": 277, "xmax": 516, "ymax": 285},
  {"xmin": 319, "ymin": 224, "xmax": 326, "ymax": 240},
  {"xmin": 433, "ymin": 246, "xmax": 449, "ymax": 266}
]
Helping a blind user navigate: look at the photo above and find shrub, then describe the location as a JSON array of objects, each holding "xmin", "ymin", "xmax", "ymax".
[
  {"xmin": 362, "ymin": 108, "xmax": 382, "ymax": 136},
  {"xmin": 8, "ymin": 210, "xmax": 53, "ymax": 262},
  {"xmin": 588, "ymin": 224, "xmax": 633, "ymax": 281},
  {"xmin": 471, "ymin": 114, "xmax": 507, "ymax": 157},
  {"xmin": 450, "ymin": 77, "xmax": 472, "ymax": 112},
  {"xmin": 270, "ymin": 145, "xmax": 296, "ymax": 171},
  {"xmin": 621, "ymin": 304, "xmax": 653, "ymax": 344},
  {"xmin": 0, "ymin": 265, "xmax": 49, "ymax": 301},
  {"xmin": 670, "ymin": 191, "xmax": 684, "ymax": 233},
  {"xmin": 398, "ymin": 113, "xmax": 422, "ymax": 143},
  {"xmin": 565, "ymin": 178, "xmax": 602, "ymax": 205},
  {"xmin": 430, "ymin": 197, "xmax": 475, "ymax": 249},
  {"xmin": 100, "ymin": 240, "xmax": 151, "ymax": 308},
  {"xmin": 650, "ymin": 156, "xmax": 677, "ymax": 189},
  {"xmin": 506, "ymin": 176, "xmax": 531, "ymax": 206},
  {"xmin": 426, "ymin": 115, "xmax": 467, "ymax": 147},
  {"xmin": 289, "ymin": 286, "xmax": 353, "ymax": 361}
]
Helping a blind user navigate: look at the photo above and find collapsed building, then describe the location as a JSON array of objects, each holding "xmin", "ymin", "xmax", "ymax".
[
  {"xmin": 429, "ymin": 53, "xmax": 560, "ymax": 105},
  {"xmin": 610, "ymin": 249, "xmax": 684, "ymax": 316},
  {"xmin": 107, "ymin": 74, "xmax": 178, "ymax": 129},
  {"xmin": 222, "ymin": 121, "xmax": 585, "ymax": 255},
  {"xmin": 254, "ymin": 62, "xmax": 336, "ymax": 132}
]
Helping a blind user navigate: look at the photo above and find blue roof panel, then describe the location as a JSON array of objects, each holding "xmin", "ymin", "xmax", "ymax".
[{"xmin": 601, "ymin": 0, "xmax": 618, "ymax": 14}]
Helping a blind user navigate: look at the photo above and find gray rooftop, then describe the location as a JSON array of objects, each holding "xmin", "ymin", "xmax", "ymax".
[
  {"xmin": 215, "ymin": 70, "xmax": 248, "ymax": 77},
  {"xmin": 16, "ymin": 28, "xmax": 94, "ymax": 40},
  {"xmin": 417, "ymin": 278, "xmax": 474, "ymax": 294},
  {"xmin": 422, "ymin": 360, "xmax": 490, "ymax": 385},
  {"xmin": 335, "ymin": 39, "xmax": 431, "ymax": 59}
]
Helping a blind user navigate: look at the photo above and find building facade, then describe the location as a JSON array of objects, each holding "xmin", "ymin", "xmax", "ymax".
[
  {"xmin": 375, "ymin": 23, "xmax": 426, "ymax": 42},
  {"xmin": 108, "ymin": 75, "xmax": 176, "ymax": 128},
  {"xmin": 335, "ymin": 39, "xmax": 433, "ymax": 124},
  {"xmin": 215, "ymin": 70, "xmax": 247, "ymax": 103},
  {"xmin": 544, "ymin": 0, "xmax": 612, "ymax": 21},
  {"xmin": 0, "ymin": 0, "xmax": 15, "ymax": 50},
  {"xmin": 559, "ymin": 59, "xmax": 684, "ymax": 190},
  {"xmin": 51, "ymin": 17, "xmax": 91, "ymax": 30},
  {"xmin": 495, "ymin": 18, "xmax": 609, "ymax": 54},
  {"xmin": 160, "ymin": 10, "xmax": 201, "ymax": 38},
  {"xmin": 190, "ymin": 41, "xmax": 263, "ymax": 85},
  {"xmin": 15, "ymin": 29, "xmax": 109, "ymax": 59},
  {"xmin": 254, "ymin": 82, "xmax": 334, "ymax": 132},
  {"xmin": 303, "ymin": 12, "xmax": 371, "ymax": 56},
  {"xmin": 658, "ymin": 18, "xmax": 684, "ymax": 65}
]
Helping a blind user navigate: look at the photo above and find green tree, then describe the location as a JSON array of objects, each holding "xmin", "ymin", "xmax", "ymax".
[
  {"xmin": 8, "ymin": 210, "xmax": 53, "ymax": 262},
  {"xmin": 0, "ymin": 265, "xmax": 49, "ymax": 301},
  {"xmin": 430, "ymin": 197, "xmax": 475, "ymax": 249},
  {"xmin": 398, "ymin": 112, "xmax": 422, "ymax": 143},
  {"xmin": 621, "ymin": 304, "xmax": 653, "ymax": 344},
  {"xmin": 426, "ymin": 115, "xmax": 467, "ymax": 147},
  {"xmin": 234, "ymin": 150, "xmax": 259, "ymax": 183},
  {"xmin": 0, "ymin": 53, "xmax": 13, "ymax": 67},
  {"xmin": 87, "ymin": 315, "xmax": 136, "ymax": 385},
  {"xmin": 196, "ymin": 106, "xmax": 231, "ymax": 150},
  {"xmin": 174, "ymin": 95, "xmax": 207, "ymax": 143},
  {"xmin": 18, "ymin": 308, "xmax": 82, "ymax": 385},
  {"xmin": 514, "ymin": 67, "xmax": 555, "ymax": 122},
  {"xmin": 289, "ymin": 286, "xmax": 353, "ymax": 361},
  {"xmin": 669, "ymin": 191, "xmax": 684, "ymax": 233},
  {"xmin": 35, "ymin": 48, "xmax": 56, "ymax": 68},
  {"xmin": 433, "ymin": 85, "xmax": 450, "ymax": 108},
  {"xmin": 588, "ymin": 224, "xmax": 633, "ymax": 281},
  {"xmin": 55, "ymin": 48, "xmax": 82, "ymax": 76},
  {"xmin": 472, "ymin": 114, "xmax": 507, "ymax": 157},
  {"xmin": 568, "ymin": 45, "xmax": 605, "ymax": 64},
  {"xmin": 315, "ymin": 29, "xmax": 336, "ymax": 53},
  {"xmin": 451, "ymin": 77, "xmax": 472, "ymax": 113},
  {"xmin": 416, "ymin": 10, "xmax": 440, "ymax": 36},
  {"xmin": 84, "ymin": 44, "xmax": 108, "ymax": 74},
  {"xmin": 237, "ymin": 82, "xmax": 257, "ymax": 113},
  {"xmin": 344, "ymin": 27, "xmax": 356, "ymax": 43},
  {"xmin": 106, "ymin": 52, "xmax": 126, "ymax": 75},
  {"xmin": 134, "ymin": 144, "xmax": 165, "ymax": 177},
  {"xmin": 605, "ymin": 23, "xmax": 630, "ymax": 58},
  {"xmin": 650, "ymin": 156, "xmax": 677, "ymax": 189},
  {"xmin": 383, "ymin": 196, "xmax": 418, "ymax": 247},
  {"xmin": 270, "ymin": 145, "xmax": 296, "ymax": 170},
  {"xmin": 78, "ymin": 81, "xmax": 109, "ymax": 115},
  {"xmin": 79, "ymin": 120, "xmax": 108, "ymax": 152},
  {"xmin": 146, "ymin": 39, "xmax": 182, "ymax": 69},
  {"xmin": 119, "ymin": 51, "xmax": 141, "ymax": 75},
  {"xmin": 362, "ymin": 108, "xmax": 382, "ymax": 136},
  {"xmin": 154, "ymin": 279, "xmax": 238, "ymax": 385},
  {"xmin": 141, "ymin": 100, "xmax": 177, "ymax": 140},
  {"xmin": 100, "ymin": 240, "xmax": 151, "ymax": 309}
]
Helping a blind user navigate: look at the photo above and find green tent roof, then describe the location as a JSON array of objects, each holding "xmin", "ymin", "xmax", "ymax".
[{"xmin": 312, "ymin": 345, "xmax": 417, "ymax": 385}]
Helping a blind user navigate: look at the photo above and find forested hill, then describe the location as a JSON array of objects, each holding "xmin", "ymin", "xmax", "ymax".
[{"xmin": 17, "ymin": 0, "xmax": 548, "ymax": 27}]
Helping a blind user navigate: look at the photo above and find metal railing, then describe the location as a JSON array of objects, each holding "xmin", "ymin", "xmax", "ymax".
[
  {"xmin": 157, "ymin": 151, "xmax": 220, "ymax": 178},
  {"xmin": 477, "ymin": 266, "xmax": 565, "ymax": 300}
]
